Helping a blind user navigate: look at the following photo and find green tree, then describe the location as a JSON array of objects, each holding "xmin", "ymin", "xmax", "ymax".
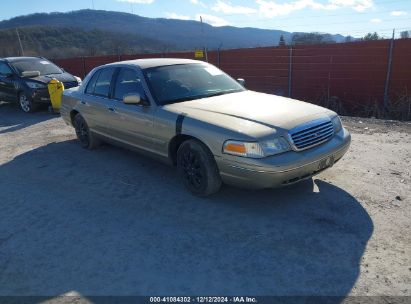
[
  {"xmin": 363, "ymin": 32, "xmax": 380, "ymax": 41},
  {"xmin": 291, "ymin": 32, "xmax": 335, "ymax": 45},
  {"xmin": 345, "ymin": 35, "xmax": 354, "ymax": 42},
  {"xmin": 400, "ymin": 31, "xmax": 410, "ymax": 39},
  {"xmin": 279, "ymin": 34, "xmax": 286, "ymax": 46}
]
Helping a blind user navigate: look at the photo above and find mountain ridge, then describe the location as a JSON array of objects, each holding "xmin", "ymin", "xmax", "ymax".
[{"xmin": 0, "ymin": 9, "xmax": 346, "ymax": 51}]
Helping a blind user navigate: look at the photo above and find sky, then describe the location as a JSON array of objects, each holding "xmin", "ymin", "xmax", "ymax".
[{"xmin": 1, "ymin": 0, "xmax": 410, "ymax": 38}]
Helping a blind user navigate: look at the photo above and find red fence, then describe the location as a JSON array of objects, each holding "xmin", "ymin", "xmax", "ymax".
[{"xmin": 54, "ymin": 39, "xmax": 411, "ymax": 119}]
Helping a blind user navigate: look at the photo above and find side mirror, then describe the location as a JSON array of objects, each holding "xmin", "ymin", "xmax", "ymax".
[
  {"xmin": 123, "ymin": 93, "xmax": 149, "ymax": 106},
  {"xmin": 237, "ymin": 78, "xmax": 246, "ymax": 87},
  {"xmin": 22, "ymin": 71, "xmax": 41, "ymax": 78}
]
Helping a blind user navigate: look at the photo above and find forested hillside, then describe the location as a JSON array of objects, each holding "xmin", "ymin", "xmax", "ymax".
[{"xmin": 0, "ymin": 26, "xmax": 175, "ymax": 58}]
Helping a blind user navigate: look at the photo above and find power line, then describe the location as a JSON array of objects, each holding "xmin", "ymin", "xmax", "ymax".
[
  {"xmin": 218, "ymin": 0, "xmax": 410, "ymax": 19},
  {"xmin": 226, "ymin": 8, "xmax": 409, "ymax": 22}
]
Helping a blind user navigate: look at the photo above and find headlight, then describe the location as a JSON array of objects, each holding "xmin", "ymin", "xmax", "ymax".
[
  {"xmin": 223, "ymin": 138, "xmax": 290, "ymax": 158},
  {"xmin": 74, "ymin": 76, "xmax": 82, "ymax": 85},
  {"xmin": 26, "ymin": 81, "xmax": 46, "ymax": 89},
  {"xmin": 331, "ymin": 116, "xmax": 342, "ymax": 133}
]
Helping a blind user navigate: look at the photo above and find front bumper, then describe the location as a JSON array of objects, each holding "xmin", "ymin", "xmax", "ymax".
[
  {"xmin": 31, "ymin": 88, "xmax": 51, "ymax": 104},
  {"xmin": 216, "ymin": 128, "xmax": 351, "ymax": 189}
]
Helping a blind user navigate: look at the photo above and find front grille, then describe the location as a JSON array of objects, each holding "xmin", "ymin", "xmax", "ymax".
[
  {"xmin": 63, "ymin": 81, "xmax": 79, "ymax": 89},
  {"xmin": 290, "ymin": 119, "xmax": 334, "ymax": 151}
]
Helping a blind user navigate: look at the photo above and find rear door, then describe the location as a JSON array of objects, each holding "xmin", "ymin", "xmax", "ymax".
[
  {"xmin": 79, "ymin": 67, "xmax": 118, "ymax": 137},
  {"xmin": 108, "ymin": 67, "xmax": 158, "ymax": 153}
]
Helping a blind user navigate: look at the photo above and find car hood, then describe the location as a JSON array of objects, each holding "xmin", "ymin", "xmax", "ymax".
[
  {"xmin": 27, "ymin": 72, "xmax": 76, "ymax": 84},
  {"xmin": 165, "ymin": 90, "xmax": 334, "ymax": 131}
]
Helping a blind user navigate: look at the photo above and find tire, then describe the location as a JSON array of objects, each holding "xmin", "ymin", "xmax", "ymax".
[
  {"xmin": 177, "ymin": 139, "xmax": 222, "ymax": 197},
  {"xmin": 18, "ymin": 92, "xmax": 38, "ymax": 113},
  {"xmin": 73, "ymin": 113, "xmax": 100, "ymax": 149}
]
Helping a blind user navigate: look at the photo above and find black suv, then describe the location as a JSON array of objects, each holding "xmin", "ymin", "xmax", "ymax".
[{"xmin": 0, "ymin": 56, "xmax": 81, "ymax": 113}]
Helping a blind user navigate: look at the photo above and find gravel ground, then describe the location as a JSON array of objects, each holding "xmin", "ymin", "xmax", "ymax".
[{"xmin": 0, "ymin": 102, "xmax": 410, "ymax": 300}]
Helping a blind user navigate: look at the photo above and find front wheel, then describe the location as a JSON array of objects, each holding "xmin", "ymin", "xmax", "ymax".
[
  {"xmin": 177, "ymin": 139, "xmax": 222, "ymax": 197},
  {"xmin": 73, "ymin": 113, "xmax": 100, "ymax": 149},
  {"xmin": 19, "ymin": 92, "xmax": 37, "ymax": 113}
]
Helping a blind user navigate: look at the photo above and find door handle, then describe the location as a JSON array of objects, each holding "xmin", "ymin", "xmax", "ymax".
[
  {"xmin": 108, "ymin": 107, "xmax": 116, "ymax": 112},
  {"xmin": 80, "ymin": 101, "xmax": 87, "ymax": 105}
]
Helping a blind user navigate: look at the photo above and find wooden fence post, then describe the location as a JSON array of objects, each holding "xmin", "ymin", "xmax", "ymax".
[{"xmin": 82, "ymin": 57, "xmax": 86, "ymax": 78}]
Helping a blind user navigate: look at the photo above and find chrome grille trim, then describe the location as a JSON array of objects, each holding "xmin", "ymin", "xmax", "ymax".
[{"xmin": 289, "ymin": 118, "xmax": 334, "ymax": 151}]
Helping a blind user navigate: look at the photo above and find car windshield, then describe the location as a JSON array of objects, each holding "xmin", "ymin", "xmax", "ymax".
[
  {"xmin": 143, "ymin": 63, "xmax": 245, "ymax": 105},
  {"xmin": 10, "ymin": 58, "xmax": 63, "ymax": 76}
]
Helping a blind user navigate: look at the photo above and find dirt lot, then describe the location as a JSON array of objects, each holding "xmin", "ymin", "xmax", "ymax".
[{"xmin": 0, "ymin": 102, "xmax": 410, "ymax": 299}]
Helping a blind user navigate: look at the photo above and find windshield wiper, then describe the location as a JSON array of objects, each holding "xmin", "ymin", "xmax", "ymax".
[
  {"xmin": 203, "ymin": 89, "xmax": 242, "ymax": 98},
  {"xmin": 164, "ymin": 96, "xmax": 200, "ymax": 104}
]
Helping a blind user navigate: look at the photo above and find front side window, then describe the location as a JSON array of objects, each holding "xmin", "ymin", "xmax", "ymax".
[
  {"xmin": 113, "ymin": 68, "xmax": 145, "ymax": 101},
  {"xmin": 10, "ymin": 58, "xmax": 63, "ymax": 76},
  {"xmin": 0, "ymin": 63, "xmax": 13, "ymax": 76}
]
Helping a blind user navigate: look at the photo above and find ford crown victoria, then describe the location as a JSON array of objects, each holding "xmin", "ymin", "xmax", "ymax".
[{"xmin": 61, "ymin": 59, "xmax": 351, "ymax": 196}]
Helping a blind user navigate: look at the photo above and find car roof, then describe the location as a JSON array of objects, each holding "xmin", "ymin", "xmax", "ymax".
[
  {"xmin": 105, "ymin": 58, "xmax": 203, "ymax": 69},
  {"xmin": 1, "ymin": 56, "xmax": 45, "ymax": 62}
]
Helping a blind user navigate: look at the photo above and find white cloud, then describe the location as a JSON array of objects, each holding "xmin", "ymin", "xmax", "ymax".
[
  {"xmin": 256, "ymin": 0, "xmax": 374, "ymax": 17},
  {"xmin": 329, "ymin": 0, "xmax": 373, "ymax": 12},
  {"xmin": 391, "ymin": 10, "xmax": 407, "ymax": 16},
  {"xmin": 196, "ymin": 14, "xmax": 230, "ymax": 26},
  {"xmin": 370, "ymin": 18, "xmax": 382, "ymax": 23},
  {"xmin": 117, "ymin": 0, "xmax": 154, "ymax": 3},
  {"xmin": 212, "ymin": 1, "xmax": 257, "ymax": 14},
  {"xmin": 165, "ymin": 12, "xmax": 191, "ymax": 20},
  {"xmin": 190, "ymin": 0, "xmax": 207, "ymax": 8}
]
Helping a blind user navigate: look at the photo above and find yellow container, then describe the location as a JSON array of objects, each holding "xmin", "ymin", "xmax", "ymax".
[{"xmin": 47, "ymin": 79, "xmax": 65, "ymax": 112}]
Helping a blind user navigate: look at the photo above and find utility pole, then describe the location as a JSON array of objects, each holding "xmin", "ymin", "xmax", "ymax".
[
  {"xmin": 16, "ymin": 28, "xmax": 24, "ymax": 56},
  {"xmin": 200, "ymin": 16, "xmax": 208, "ymax": 62},
  {"xmin": 91, "ymin": 0, "xmax": 94, "ymax": 9}
]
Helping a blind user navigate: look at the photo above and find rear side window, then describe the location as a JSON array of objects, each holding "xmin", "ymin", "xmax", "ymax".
[
  {"xmin": 85, "ymin": 71, "xmax": 100, "ymax": 95},
  {"xmin": 85, "ymin": 68, "xmax": 115, "ymax": 97}
]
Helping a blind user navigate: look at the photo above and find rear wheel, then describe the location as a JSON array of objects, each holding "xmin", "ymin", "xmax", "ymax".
[
  {"xmin": 73, "ymin": 113, "xmax": 99, "ymax": 149},
  {"xmin": 19, "ymin": 92, "xmax": 37, "ymax": 113},
  {"xmin": 177, "ymin": 139, "xmax": 222, "ymax": 196}
]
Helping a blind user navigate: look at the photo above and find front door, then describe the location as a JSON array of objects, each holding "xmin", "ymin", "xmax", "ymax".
[
  {"xmin": 108, "ymin": 67, "xmax": 158, "ymax": 153},
  {"xmin": 0, "ymin": 62, "xmax": 16, "ymax": 101}
]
